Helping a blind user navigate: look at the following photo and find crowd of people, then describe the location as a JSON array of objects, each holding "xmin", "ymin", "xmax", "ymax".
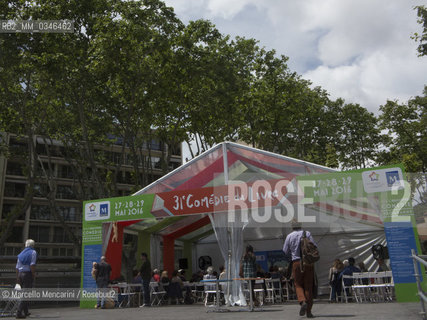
[
  {"xmin": 124, "ymin": 250, "xmax": 295, "ymax": 308},
  {"xmin": 328, "ymin": 257, "xmax": 390, "ymax": 303},
  {"xmin": 16, "ymin": 232, "xmax": 391, "ymax": 320}
]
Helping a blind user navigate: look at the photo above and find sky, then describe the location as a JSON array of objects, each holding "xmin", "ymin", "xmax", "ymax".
[{"xmin": 163, "ymin": 0, "xmax": 427, "ymax": 114}]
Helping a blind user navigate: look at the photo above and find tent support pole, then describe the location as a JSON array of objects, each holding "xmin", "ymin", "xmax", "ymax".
[{"xmin": 223, "ymin": 143, "xmax": 232, "ymax": 305}]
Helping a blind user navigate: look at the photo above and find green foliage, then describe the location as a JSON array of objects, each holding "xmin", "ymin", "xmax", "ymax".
[
  {"xmin": 378, "ymin": 88, "xmax": 427, "ymax": 172},
  {"xmin": 1, "ymin": 0, "xmax": 426, "ymax": 247},
  {"xmin": 413, "ymin": 5, "xmax": 427, "ymax": 57},
  {"xmin": 335, "ymin": 103, "xmax": 381, "ymax": 169}
]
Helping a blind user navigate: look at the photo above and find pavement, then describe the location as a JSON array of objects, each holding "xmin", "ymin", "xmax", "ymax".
[{"xmin": 11, "ymin": 300, "xmax": 424, "ymax": 320}]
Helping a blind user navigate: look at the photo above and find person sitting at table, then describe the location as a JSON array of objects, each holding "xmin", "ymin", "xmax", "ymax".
[
  {"xmin": 169, "ymin": 270, "xmax": 184, "ymax": 304},
  {"xmin": 203, "ymin": 266, "xmax": 217, "ymax": 290},
  {"xmin": 160, "ymin": 270, "xmax": 169, "ymax": 284},
  {"xmin": 190, "ymin": 271, "xmax": 203, "ymax": 282},
  {"xmin": 339, "ymin": 257, "xmax": 361, "ymax": 300},
  {"xmin": 132, "ymin": 270, "xmax": 142, "ymax": 284},
  {"xmin": 357, "ymin": 262, "xmax": 369, "ymax": 285},
  {"xmin": 158, "ymin": 270, "xmax": 169, "ymax": 301},
  {"xmin": 178, "ymin": 269, "xmax": 186, "ymax": 281},
  {"xmin": 152, "ymin": 269, "xmax": 160, "ymax": 282}
]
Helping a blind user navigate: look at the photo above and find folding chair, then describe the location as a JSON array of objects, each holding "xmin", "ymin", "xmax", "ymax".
[
  {"xmin": 203, "ymin": 281, "xmax": 218, "ymax": 307},
  {"xmin": 149, "ymin": 282, "xmax": 166, "ymax": 306},
  {"xmin": 369, "ymin": 271, "xmax": 394, "ymax": 302},
  {"xmin": 271, "ymin": 278, "xmax": 282, "ymax": 303},
  {"xmin": 253, "ymin": 279, "xmax": 265, "ymax": 306},
  {"xmin": 351, "ymin": 272, "xmax": 369, "ymax": 303},
  {"xmin": 341, "ymin": 275, "xmax": 354, "ymax": 303},
  {"xmin": 282, "ymin": 278, "xmax": 291, "ymax": 301},
  {"xmin": 191, "ymin": 282, "xmax": 205, "ymax": 303},
  {"xmin": 384, "ymin": 271, "xmax": 395, "ymax": 301}
]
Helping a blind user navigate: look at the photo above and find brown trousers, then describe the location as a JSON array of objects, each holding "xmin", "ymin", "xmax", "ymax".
[{"xmin": 292, "ymin": 260, "xmax": 314, "ymax": 312}]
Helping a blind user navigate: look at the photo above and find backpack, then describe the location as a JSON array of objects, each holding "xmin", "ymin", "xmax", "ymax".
[
  {"xmin": 184, "ymin": 291, "xmax": 194, "ymax": 304},
  {"xmin": 300, "ymin": 231, "xmax": 320, "ymax": 266},
  {"xmin": 371, "ymin": 244, "xmax": 389, "ymax": 260}
]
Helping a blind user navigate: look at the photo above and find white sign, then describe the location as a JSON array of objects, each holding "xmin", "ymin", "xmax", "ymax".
[
  {"xmin": 362, "ymin": 167, "xmax": 404, "ymax": 194},
  {"xmin": 84, "ymin": 201, "xmax": 110, "ymax": 221}
]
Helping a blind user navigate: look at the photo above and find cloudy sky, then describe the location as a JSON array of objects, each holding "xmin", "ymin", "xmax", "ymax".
[{"xmin": 163, "ymin": 0, "xmax": 427, "ymax": 114}]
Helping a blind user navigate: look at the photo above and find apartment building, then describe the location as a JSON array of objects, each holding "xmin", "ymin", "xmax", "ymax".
[{"xmin": 0, "ymin": 132, "xmax": 182, "ymax": 286}]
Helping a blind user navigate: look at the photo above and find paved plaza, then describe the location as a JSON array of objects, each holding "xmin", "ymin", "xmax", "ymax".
[{"xmin": 12, "ymin": 301, "xmax": 424, "ymax": 320}]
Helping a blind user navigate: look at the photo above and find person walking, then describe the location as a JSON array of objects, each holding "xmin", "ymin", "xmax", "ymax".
[
  {"xmin": 15, "ymin": 239, "xmax": 37, "ymax": 319},
  {"xmin": 283, "ymin": 220, "xmax": 317, "ymax": 318},
  {"xmin": 94, "ymin": 256, "xmax": 112, "ymax": 309},
  {"xmin": 139, "ymin": 252, "xmax": 152, "ymax": 307}
]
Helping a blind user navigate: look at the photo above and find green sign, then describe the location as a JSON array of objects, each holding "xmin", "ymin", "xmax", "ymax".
[{"xmin": 80, "ymin": 193, "xmax": 154, "ymax": 308}]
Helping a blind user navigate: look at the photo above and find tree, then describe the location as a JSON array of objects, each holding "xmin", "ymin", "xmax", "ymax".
[
  {"xmin": 0, "ymin": 0, "xmax": 114, "ymax": 247},
  {"xmin": 335, "ymin": 103, "xmax": 381, "ymax": 169},
  {"xmin": 414, "ymin": 5, "xmax": 427, "ymax": 56},
  {"xmin": 378, "ymin": 88, "xmax": 427, "ymax": 208}
]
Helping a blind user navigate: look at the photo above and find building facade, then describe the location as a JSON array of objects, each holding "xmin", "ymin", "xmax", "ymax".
[{"xmin": 0, "ymin": 132, "xmax": 182, "ymax": 286}]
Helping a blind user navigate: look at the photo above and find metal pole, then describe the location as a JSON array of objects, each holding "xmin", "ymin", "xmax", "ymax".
[
  {"xmin": 412, "ymin": 249, "xmax": 427, "ymax": 320},
  {"xmin": 222, "ymin": 143, "xmax": 232, "ymax": 305}
]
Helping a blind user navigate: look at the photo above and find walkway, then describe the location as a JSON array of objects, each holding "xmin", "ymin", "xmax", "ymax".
[{"xmin": 21, "ymin": 301, "xmax": 422, "ymax": 320}]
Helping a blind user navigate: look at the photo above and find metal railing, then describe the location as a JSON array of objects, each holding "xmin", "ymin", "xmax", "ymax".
[{"xmin": 411, "ymin": 249, "xmax": 427, "ymax": 319}]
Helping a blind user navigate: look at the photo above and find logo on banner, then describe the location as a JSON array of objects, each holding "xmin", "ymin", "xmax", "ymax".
[
  {"xmin": 100, "ymin": 204, "xmax": 109, "ymax": 217},
  {"xmin": 386, "ymin": 171, "xmax": 400, "ymax": 187},
  {"xmin": 369, "ymin": 172, "xmax": 379, "ymax": 181},
  {"xmin": 85, "ymin": 201, "xmax": 110, "ymax": 221},
  {"xmin": 362, "ymin": 167, "xmax": 404, "ymax": 193}
]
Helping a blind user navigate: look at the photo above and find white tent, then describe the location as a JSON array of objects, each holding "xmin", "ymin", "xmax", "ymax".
[{"xmin": 132, "ymin": 142, "xmax": 386, "ymax": 296}]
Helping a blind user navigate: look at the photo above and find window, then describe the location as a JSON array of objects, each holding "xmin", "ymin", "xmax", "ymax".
[
  {"xmin": 52, "ymin": 247, "xmax": 72, "ymax": 257},
  {"xmin": 150, "ymin": 157, "xmax": 160, "ymax": 169},
  {"xmin": 36, "ymin": 142, "xmax": 48, "ymax": 155},
  {"xmin": 29, "ymin": 226, "xmax": 50, "ymax": 243},
  {"xmin": 57, "ymin": 185, "xmax": 75, "ymax": 199},
  {"xmin": 4, "ymin": 182, "xmax": 26, "ymax": 197},
  {"xmin": 6, "ymin": 161, "xmax": 23, "ymax": 176},
  {"xmin": 6, "ymin": 226, "xmax": 23, "ymax": 243},
  {"xmin": 124, "ymin": 171, "xmax": 133, "ymax": 184},
  {"xmin": 59, "ymin": 206, "xmax": 78, "ymax": 221},
  {"xmin": 31, "ymin": 205, "xmax": 52, "ymax": 220},
  {"xmin": 40, "ymin": 248, "xmax": 48, "ymax": 256},
  {"xmin": 9, "ymin": 137, "xmax": 27, "ymax": 154},
  {"xmin": 110, "ymin": 152, "xmax": 122, "ymax": 164},
  {"xmin": 6, "ymin": 247, "xmax": 18, "ymax": 256},
  {"xmin": 34, "ymin": 183, "xmax": 47, "ymax": 198},
  {"xmin": 67, "ymin": 248, "xmax": 74, "ymax": 256},
  {"xmin": 150, "ymin": 139, "xmax": 162, "ymax": 151},
  {"xmin": 60, "ymin": 165, "xmax": 75, "ymax": 179},
  {"xmin": 2, "ymin": 204, "xmax": 14, "ymax": 218},
  {"xmin": 53, "ymin": 227, "xmax": 71, "ymax": 243}
]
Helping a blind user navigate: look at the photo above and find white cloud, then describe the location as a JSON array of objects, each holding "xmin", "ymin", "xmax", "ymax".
[
  {"xmin": 304, "ymin": 43, "xmax": 427, "ymax": 113},
  {"xmin": 164, "ymin": 0, "xmax": 427, "ymax": 112}
]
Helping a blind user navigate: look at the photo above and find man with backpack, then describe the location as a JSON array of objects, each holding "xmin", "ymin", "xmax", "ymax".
[{"xmin": 283, "ymin": 220, "xmax": 318, "ymax": 319}]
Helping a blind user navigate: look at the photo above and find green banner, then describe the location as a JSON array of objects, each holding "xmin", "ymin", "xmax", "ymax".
[{"xmin": 80, "ymin": 194, "xmax": 154, "ymax": 308}]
